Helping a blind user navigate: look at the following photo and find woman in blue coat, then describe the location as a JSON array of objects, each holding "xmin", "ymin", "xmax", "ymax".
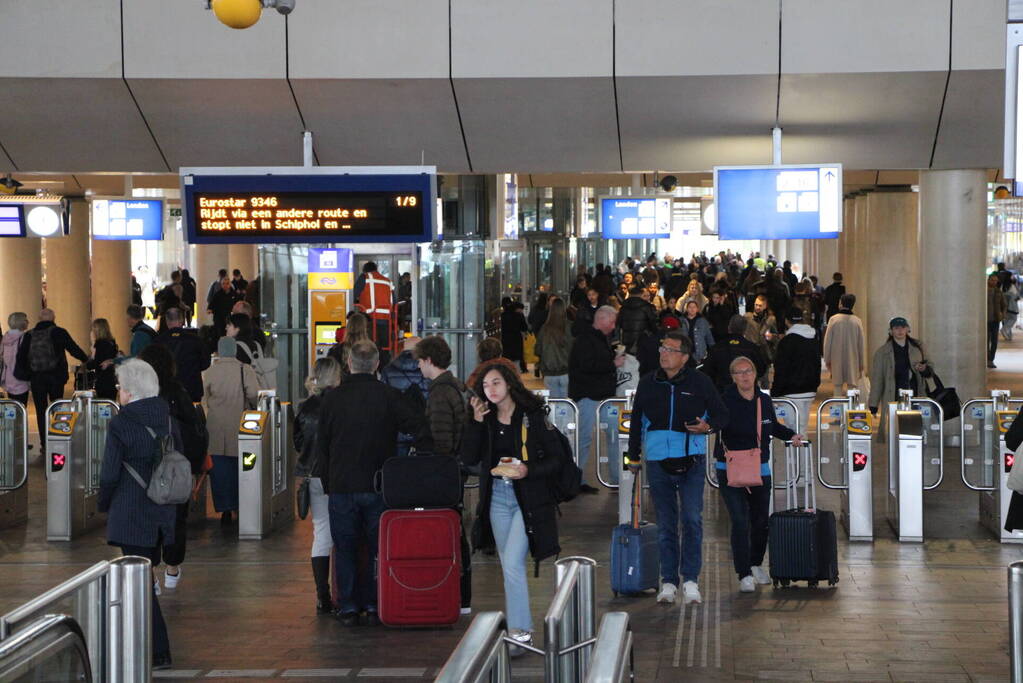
[{"xmin": 97, "ymin": 359, "xmax": 177, "ymax": 670}]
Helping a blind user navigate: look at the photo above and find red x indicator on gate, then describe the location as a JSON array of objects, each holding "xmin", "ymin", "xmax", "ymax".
[
  {"xmin": 51, "ymin": 453, "xmax": 65, "ymax": 472},
  {"xmin": 1006, "ymin": 453, "xmax": 1015, "ymax": 474},
  {"xmin": 852, "ymin": 452, "xmax": 868, "ymax": 471}
]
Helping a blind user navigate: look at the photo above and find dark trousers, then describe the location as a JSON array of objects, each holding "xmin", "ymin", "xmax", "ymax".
[
  {"xmin": 988, "ymin": 320, "xmax": 1001, "ymax": 362},
  {"xmin": 328, "ymin": 492, "xmax": 386, "ymax": 614},
  {"xmin": 718, "ymin": 470, "xmax": 772, "ymax": 579},
  {"xmin": 161, "ymin": 503, "xmax": 189, "ymax": 567},
  {"xmin": 31, "ymin": 376, "xmax": 65, "ymax": 449},
  {"xmin": 209, "ymin": 455, "xmax": 239, "ymax": 512},
  {"xmin": 8, "ymin": 392, "xmax": 28, "ymax": 407},
  {"xmin": 118, "ymin": 542, "xmax": 171, "ymax": 659}
]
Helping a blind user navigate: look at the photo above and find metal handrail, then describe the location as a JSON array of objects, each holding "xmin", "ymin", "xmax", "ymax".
[
  {"xmin": 545, "ymin": 557, "xmax": 597, "ymax": 682},
  {"xmin": 0, "ymin": 399, "xmax": 28, "ymax": 491},
  {"xmin": 1011, "ymin": 561, "xmax": 1023, "ymax": 683},
  {"xmin": 434, "ymin": 611, "xmax": 511, "ymax": 683},
  {"xmin": 583, "ymin": 612, "xmax": 634, "ymax": 683},
  {"xmin": 0, "ymin": 614, "xmax": 93, "ymax": 683},
  {"xmin": 815, "ymin": 398, "xmax": 849, "ymax": 490},
  {"xmin": 961, "ymin": 398, "xmax": 997, "ymax": 492}
]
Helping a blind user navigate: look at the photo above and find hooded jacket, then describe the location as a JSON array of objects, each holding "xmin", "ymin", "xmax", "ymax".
[
  {"xmin": 700, "ymin": 334, "xmax": 769, "ymax": 391},
  {"xmin": 1, "ymin": 330, "xmax": 28, "ymax": 395},
  {"xmin": 617, "ymin": 296, "xmax": 658, "ymax": 353},
  {"xmin": 627, "ymin": 366, "xmax": 728, "ymax": 462},
  {"xmin": 771, "ymin": 324, "xmax": 821, "ymax": 397}
]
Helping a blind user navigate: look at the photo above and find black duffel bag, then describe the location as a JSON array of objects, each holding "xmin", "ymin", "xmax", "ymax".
[
  {"xmin": 375, "ymin": 453, "xmax": 463, "ymax": 509},
  {"xmin": 926, "ymin": 371, "xmax": 961, "ymax": 422}
]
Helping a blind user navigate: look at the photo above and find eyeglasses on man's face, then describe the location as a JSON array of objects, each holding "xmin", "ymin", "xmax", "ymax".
[
  {"xmin": 731, "ymin": 368, "xmax": 755, "ymax": 376},
  {"xmin": 658, "ymin": 345, "xmax": 684, "ymax": 354}
]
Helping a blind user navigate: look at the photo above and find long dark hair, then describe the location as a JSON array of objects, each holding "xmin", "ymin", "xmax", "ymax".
[
  {"xmin": 540, "ymin": 297, "xmax": 569, "ymax": 346},
  {"xmin": 472, "ymin": 361, "xmax": 543, "ymax": 414}
]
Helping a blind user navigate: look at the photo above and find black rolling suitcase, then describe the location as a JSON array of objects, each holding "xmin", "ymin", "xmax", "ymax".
[{"xmin": 768, "ymin": 441, "xmax": 839, "ymax": 588}]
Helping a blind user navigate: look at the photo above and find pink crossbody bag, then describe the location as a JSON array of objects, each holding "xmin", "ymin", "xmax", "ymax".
[{"xmin": 724, "ymin": 396, "xmax": 764, "ymax": 488}]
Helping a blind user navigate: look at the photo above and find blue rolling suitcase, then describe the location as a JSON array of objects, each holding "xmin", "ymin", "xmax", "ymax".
[{"xmin": 610, "ymin": 468, "xmax": 659, "ymax": 596}]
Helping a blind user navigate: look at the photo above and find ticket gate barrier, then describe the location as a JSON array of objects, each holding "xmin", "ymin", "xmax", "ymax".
[
  {"xmin": 595, "ymin": 391, "xmax": 637, "ymax": 491},
  {"xmin": 533, "ymin": 391, "xmax": 580, "ymax": 465},
  {"xmin": 816, "ymin": 390, "xmax": 874, "ymax": 541},
  {"xmin": 237, "ymin": 391, "xmax": 295, "ymax": 540},
  {"xmin": 961, "ymin": 390, "xmax": 1023, "ymax": 543},
  {"xmin": 885, "ymin": 391, "xmax": 944, "ymax": 542},
  {"xmin": 0, "ymin": 400, "xmax": 28, "ymax": 530},
  {"xmin": 46, "ymin": 392, "xmax": 119, "ymax": 542},
  {"xmin": 706, "ymin": 398, "xmax": 803, "ymax": 515}
]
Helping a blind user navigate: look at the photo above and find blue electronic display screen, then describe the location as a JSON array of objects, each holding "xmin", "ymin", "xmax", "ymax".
[
  {"xmin": 0, "ymin": 205, "xmax": 25, "ymax": 237},
  {"xmin": 714, "ymin": 165, "xmax": 842, "ymax": 240},
  {"xmin": 600, "ymin": 197, "xmax": 673, "ymax": 239},
  {"xmin": 182, "ymin": 171, "xmax": 436, "ymax": 244},
  {"xmin": 91, "ymin": 199, "xmax": 164, "ymax": 240}
]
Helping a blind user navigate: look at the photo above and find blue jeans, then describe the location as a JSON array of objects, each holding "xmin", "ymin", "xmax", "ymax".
[
  {"xmin": 543, "ymin": 374, "xmax": 569, "ymax": 398},
  {"xmin": 647, "ymin": 456, "xmax": 706, "ymax": 585},
  {"xmin": 489, "ymin": 480, "xmax": 533, "ymax": 632},
  {"xmin": 718, "ymin": 470, "xmax": 772, "ymax": 579},
  {"xmin": 328, "ymin": 492, "xmax": 386, "ymax": 614},
  {"xmin": 577, "ymin": 398, "xmax": 599, "ymax": 485}
]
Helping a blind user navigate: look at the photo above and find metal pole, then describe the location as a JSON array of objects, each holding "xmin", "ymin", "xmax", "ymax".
[
  {"xmin": 114, "ymin": 556, "xmax": 152, "ymax": 682},
  {"xmin": 74, "ymin": 576, "xmax": 105, "ymax": 681},
  {"xmin": 576, "ymin": 559, "xmax": 595, "ymax": 679},
  {"xmin": 1011, "ymin": 561, "xmax": 1023, "ymax": 682},
  {"xmin": 303, "ymin": 131, "xmax": 314, "ymax": 167}
]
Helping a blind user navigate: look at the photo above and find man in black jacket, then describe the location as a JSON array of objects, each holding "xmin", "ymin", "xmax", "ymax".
[
  {"xmin": 14, "ymin": 309, "xmax": 89, "ymax": 448},
  {"xmin": 703, "ymin": 289, "xmax": 735, "ymax": 340},
  {"xmin": 569, "ymin": 305, "xmax": 624, "ymax": 493},
  {"xmin": 156, "ymin": 307, "xmax": 211, "ymax": 402},
  {"xmin": 700, "ymin": 316, "xmax": 768, "ymax": 392},
  {"xmin": 770, "ymin": 309, "xmax": 821, "ymax": 435},
  {"xmin": 314, "ymin": 340, "xmax": 423, "ymax": 626},
  {"xmin": 823, "ymin": 272, "xmax": 845, "ymax": 321},
  {"xmin": 617, "ymin": 286, "xmax": 658, "ymax": 354}
]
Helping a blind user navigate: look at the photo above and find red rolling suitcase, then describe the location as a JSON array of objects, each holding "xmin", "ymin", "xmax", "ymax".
[{"xmin": 378, "ymin": 508, "xmax": 461, "ymax": 626}]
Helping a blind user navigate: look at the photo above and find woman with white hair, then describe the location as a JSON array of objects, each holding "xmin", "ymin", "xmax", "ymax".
[
  {"xmin": 1, "ymin": 312, "xmax": 29, "ymax": 405},
  {"xmin": 97, "ymin": 358, "xmax": 175, "ymax": 669},
  {"xmin": 203, "ymin": 336, "xmax": 259, "ymax": 525}
]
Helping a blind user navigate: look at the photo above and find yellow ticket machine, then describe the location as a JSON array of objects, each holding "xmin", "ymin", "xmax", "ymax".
[{"xmin": 307, "ymin": 248, "xmax": 354, "ymax": 367}]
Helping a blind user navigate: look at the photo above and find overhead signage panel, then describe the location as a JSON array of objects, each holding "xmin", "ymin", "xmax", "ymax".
[
  {"xmin": 181, "ymin": 168, "xmax": 436, "ymax": 244},
  {"xmin": 599, "ymin": 196, "xmax": 673, "ymax": 239},
  {"xmin": 92, "ymin": 199, "xmax": 164, "ymax": 240},
  {"xmin": 714, "ymin": 164, "xmax": 842, "ymax": 240},
  {"xmin": 0, "ymin": 205, "xmax": 25, "ymax": 237}
]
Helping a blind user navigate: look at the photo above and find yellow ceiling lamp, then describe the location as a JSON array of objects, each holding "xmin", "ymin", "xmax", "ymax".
[{"xmin": 207, "ymin": 0, "xmax": 295, "ymax": 29}]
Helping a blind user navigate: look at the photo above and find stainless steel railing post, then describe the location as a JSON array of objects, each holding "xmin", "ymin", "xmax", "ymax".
[
  {"xmin": 114, "ymin": 556, "xmax": 152, "ymax": 682},
  {"xmin": 1011, "ymin": 561, "xmax": 1023, "ymax": 682}
]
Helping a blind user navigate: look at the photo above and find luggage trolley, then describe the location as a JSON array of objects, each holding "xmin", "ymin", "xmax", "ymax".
[
  {"xmin": 533, "ymin": 390, "xmax": 580, "ymax": 465},
  {"xmin": 815, "ymin": 389, "xmax": 874, "ymax": 541},
  {"xmin": 961, "ymin": 390, "xmax": 1023, "ymax": 543},
  {"xmin": 0, "ymin": 399, "xmax": 29, "ymax": 529},
  {"xmin": 46, "ymin": 391, "xmax": 119, "ymax": 541},
  {"xmin": 237, "ymin": 390, "xmax": 296, "ymax": 540},
  {"xmin": 705, "ymin": 397, "xmax": 803, "ymax": 515},
  {"xmin": 885, "ymin": 390, "xmax": 944, "ymax": 542}
]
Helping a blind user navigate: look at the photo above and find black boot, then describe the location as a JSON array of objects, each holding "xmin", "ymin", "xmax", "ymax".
[{"xmin": 312, "ymin": 556, "xmax": 332, "ymax": 614}]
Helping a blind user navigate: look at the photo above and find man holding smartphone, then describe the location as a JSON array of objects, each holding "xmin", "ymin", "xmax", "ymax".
[{"xmin": 626, "ymin": 330, "xmax": 728, "ymax": 606}]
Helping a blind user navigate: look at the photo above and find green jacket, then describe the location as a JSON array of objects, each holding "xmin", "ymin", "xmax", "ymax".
[{"xmin": 534, "ymin": 328, "xmax": 573, "ymax": 376}]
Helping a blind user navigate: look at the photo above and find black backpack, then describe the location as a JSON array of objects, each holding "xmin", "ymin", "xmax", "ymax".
[
  {"xmin": 546, "ymin": 421, "xmax": 582, "ymax": 503},
  {"xmin": 28, "ymin": 327, "xmax": 58, "ymax": 373}
]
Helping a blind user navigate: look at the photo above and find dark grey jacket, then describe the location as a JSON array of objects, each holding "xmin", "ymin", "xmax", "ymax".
[{"xmin": 97, "ymin": 397, "xmax": 178, "ymax": 549}]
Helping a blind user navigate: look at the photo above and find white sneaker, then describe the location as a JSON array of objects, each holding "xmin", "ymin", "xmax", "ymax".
[
  {"xmin": 153, "ymin": 579, "xmax": 161, "ymax": 596},
  {"xmin": 164, "ymin": 568, "xmax": 181, "ymax": 590},
  {"xmin": 751, "ymin": 566, "xmax": 771, "ymax": 585},
  {"xmin": 739, "ymin": 576, "xmax": 756, "ymax": 593},
  {"xmin": 507, "ymin": 629, "xmax": 532, "ymax": 658},
  {"xmin": 682, "ymin": 581, "xmax": 701, "ymax": 604},
  {"xmin": 656, "ymin": 583, "xmax": 678, "ymax": 604}
]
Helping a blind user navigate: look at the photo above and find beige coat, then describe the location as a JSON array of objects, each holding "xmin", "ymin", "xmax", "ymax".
[
  {"xmin": 822, "ymin": 313, "xmax": 865, "ymax": 385},
  {"xmin": 203, "ymin": 357, "xmax": 260, "ymax": 458},
  {"xmin": 868, "ymin": 338, "xmax": 932, "ymax": 410}
]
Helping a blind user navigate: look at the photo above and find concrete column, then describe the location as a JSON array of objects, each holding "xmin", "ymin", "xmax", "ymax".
[
  {"xmin": 863, "ymin": 192, "xmax": 920, "ymax": 356},
  {"xmin": 839, "ymin": 198, "xmax": 854, "ymax": 285},
  {"xmin": 817, "ymin": 238, "xmax": 839, "ymax": 284},
  {"xmin": 228, "ymin": 244, "xmax": 258, "ymax": 285},
  {"xmin": 44, "ymin": 201, "xmax": 92, "ymax": 387},
  {"xmin": 918, "ymin": 170, "xmax": 987, "ymax": 403},
  {"xmin": 850, "ymin": 194, "xmax": 871, "ymax": 337},
  {"xmin": 0, "ymin": 237, "xmax": 42, "ymax": 329},
  {"xmin": 90, "ymin": 240, "xmax": 132, "ymax": 351},
  {"xmin": 194, "ymin": 244, "xmax": 229, "ymax": 326},
  {"xmin": 786, "ymin": 240, "xmax": 805, "ymax": 277}
]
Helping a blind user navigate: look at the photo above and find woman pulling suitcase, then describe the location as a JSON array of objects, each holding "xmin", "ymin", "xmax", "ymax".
[{"xmin": 462, "ymin": 361, "xmax": 564, "ymax": 656}]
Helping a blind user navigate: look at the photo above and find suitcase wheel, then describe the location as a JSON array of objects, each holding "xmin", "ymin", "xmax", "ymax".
[{"xmin": 808, "ymin": 580, "xmax": 819, "ymax": 588}]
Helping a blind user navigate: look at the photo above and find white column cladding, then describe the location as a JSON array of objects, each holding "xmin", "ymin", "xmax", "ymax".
[
  {"xmin": 194, "ymin": 245, "xmax": 230, "ymax": 326},
  {"xmin": 45, "ymin": 200, "xmax": 93, "ymax": 392},
  {"xmin": 0, "ymin": 236, "xmax": 42, "ymax": 331},
  {"xmin": 918, "ymin": 170, "xmax": 987, "ymax": 405}
]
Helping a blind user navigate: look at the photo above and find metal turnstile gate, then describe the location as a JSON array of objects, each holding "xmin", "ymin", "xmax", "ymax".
[
  {"xmin": 46, "ymin": 392, "xmax": 119, "ymax": 541},
  {"xmin": 961, "ymin": 390, "xmax": 1023, "ymax": 543},
  {"xmin": 238, "ymin": 391, "xmax": 296, "ymax": 540},
  {"xmin": 0, "ymin": 399, "xmax": 28, "ymax": 529},
  {"xmin": 816, "ymin": 390, "xmax": 874, "ymax": 541},
  {"xmin": 885, "ymin": 390, "xmax": 944, "ymax": 542},
  {"xmin": 533, "ymin": 391, "xmax": 580, "ymax": 465}
]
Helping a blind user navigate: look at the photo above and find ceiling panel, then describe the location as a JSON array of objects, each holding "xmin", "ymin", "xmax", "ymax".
[
  {"xmin": 931, "ymin": 69, "xmax": 1004, "ymax": 169},
  {"xmin": 454, "ymin": 77, "xmax": 619, "ymax": 172},
  {"xmin": 617, "ymin": 75, "xmax": 777, "ymax": 171},
  {"xmin": 0, "ymin": 1, "xmax": 121, "ymax": 79},
  {"xmin": 291, "ymin": 79, "xmax": 469, "ymax": 171},
  {"xmin": 0, "ymin": 78, "xmax": 166, "ymax": 172},
  {"xmin": 953, "ymin": 0, "xmax": 1006, "ymax": 70},
  {"xmin": 779, "ymin": 72, "xmax": 947, "ymax": 168},
  {"xmin": 616, "ymin": 0, "xmax": 778, "ymax": 77},
  {"xmin": 128, "ymin": 79, "xmax": 303, "ymax": 168}
]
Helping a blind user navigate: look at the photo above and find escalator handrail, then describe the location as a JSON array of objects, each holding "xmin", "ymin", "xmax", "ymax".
[{"xmin": 0, "ymin": 614, "xmax": 92, "ymax": 683}]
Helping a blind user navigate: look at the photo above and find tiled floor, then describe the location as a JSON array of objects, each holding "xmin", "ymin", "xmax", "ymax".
[{"xmin": 3, "ymin": 340, "xmax": 1023, "ymax": 681}]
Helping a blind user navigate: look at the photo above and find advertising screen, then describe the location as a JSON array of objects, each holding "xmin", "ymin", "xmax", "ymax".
[
  {"xmin": 599, "ymin": 197, "xmax": 673, "ymax": 239},
  {"xmin": 92, "ymin": 199, "xmax": 164, "ymax": 240},
  {"xmin": 181, "ymin": 170, "xmax": 436, "ymax": 244},
  {"xmin": 0, "ymin": 205, "xmax": 25, "ymax": 237},
  {"xmin": 714, "ymin": 165, "xmax": 842, "ymax": 240}
]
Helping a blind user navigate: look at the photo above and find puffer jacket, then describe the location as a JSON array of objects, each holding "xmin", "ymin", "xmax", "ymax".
[
  {"xmin": 617, "ymin": 297, "xmax": 658, "ymax": 353},
  {"xmin": 424, "ymin": 371, "xmax": 468, "ymax": 458},
  {"xmin": 379, "ymin": 350, "xmax": 431, "ymax": 455},
  {"xmin": 771, "ymin": 324, "xmax": 821, "ymax": 397},
  {"xmin": 1, "ymin": 330, "xmax": 28, "ymax": 395}
]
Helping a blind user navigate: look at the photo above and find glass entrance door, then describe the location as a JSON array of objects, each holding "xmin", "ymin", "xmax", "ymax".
[{"xmin": 418, "ymin": 240, "xmax": 486, "ymax": 381}]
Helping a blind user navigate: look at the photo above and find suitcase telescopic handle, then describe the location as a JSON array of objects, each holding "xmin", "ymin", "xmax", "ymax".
[
  {"xmin": 631, "ymin": 467, "xmax": 642, "ymax": 529},
  {"xmin": 784, "ymin": 440, "xmax": 815, "ymax": 510}
]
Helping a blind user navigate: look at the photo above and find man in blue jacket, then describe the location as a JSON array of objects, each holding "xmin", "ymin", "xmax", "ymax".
[{"xmin": 626, "ymin": 330, "xmax": 728, "ymax": 606}]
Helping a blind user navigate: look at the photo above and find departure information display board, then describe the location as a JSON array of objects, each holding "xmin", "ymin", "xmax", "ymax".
[
  {"xmin": 182, "ymin": 169, "xmax": 436, "ymax": 244},
  {"xmin": 0, "ymin": 205, "xmax": 25, "ymax": 237},
  {"xmin": 92, "ymin": 199, "xmax": 164, "ymax": 240},
  {"xmin": 714, "ymin": 164, "xmax": 842, "ymax": 240},
  {"xmin": 599, "ymin": 196, "xmax": 673, "ymax": 239}
]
